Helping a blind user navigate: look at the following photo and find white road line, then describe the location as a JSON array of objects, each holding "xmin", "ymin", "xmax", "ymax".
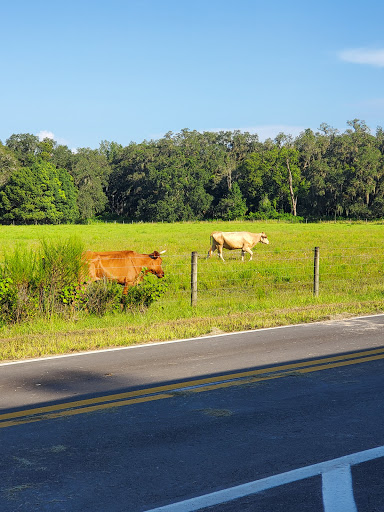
[
  {"xmin": 322, "ymin": 465, "xmax": 357, "ymax": 512},
  {"xmin": 144, "ymin": 445, "xmax": 384, "ymax": 512},
  {"xmin": 1, "ymin": 313, "xmax": 383, "ymax": 366}
]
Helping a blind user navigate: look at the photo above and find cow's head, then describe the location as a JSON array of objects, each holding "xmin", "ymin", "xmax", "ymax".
[
  {"xmin": 148, "ymin": 251, "xmax": 165, "ymax": 278},
  {"xmin": 260, "ymin": 232, "xmax": 270, "ymax": 244}
]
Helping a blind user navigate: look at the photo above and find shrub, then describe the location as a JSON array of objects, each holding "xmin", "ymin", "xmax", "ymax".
[
  {"xmin": 83, "ymin": 279, "xmax": 122, "ymax": 316},
  {"xmin": 0, "ymin": 278, "xmax": 18, "ymax": 324},
  {"xmin": 122, "ymin": 272, "xmax": 168, "ymax": 310},
  {"xmin": 246, "ymin": 211, "xmax": 304, "ymax": 222}
]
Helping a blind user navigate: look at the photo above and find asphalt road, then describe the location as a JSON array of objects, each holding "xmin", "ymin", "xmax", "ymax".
[{"xmin": 1, "ymin": 314, "xmax": 384, "ymax": 511}]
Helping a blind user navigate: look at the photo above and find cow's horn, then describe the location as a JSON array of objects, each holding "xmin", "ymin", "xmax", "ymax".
[{"xmin": 159, "ymin": 250, "xmax": 166, "ymax": 254}]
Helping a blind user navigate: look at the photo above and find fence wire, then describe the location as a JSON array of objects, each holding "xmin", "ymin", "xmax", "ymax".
[{"xmin": 160, "ymin": 246, "xmax": 384, "ymax": 308}]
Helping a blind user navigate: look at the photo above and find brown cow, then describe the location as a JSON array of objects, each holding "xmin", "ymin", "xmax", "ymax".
[
  {"xmin": 83, "ymin": 250, "xmax": 165, "ymax": 294},
  {"xmin": 207, "ymin": 231, "xmax": 269, "ymax": 262}
]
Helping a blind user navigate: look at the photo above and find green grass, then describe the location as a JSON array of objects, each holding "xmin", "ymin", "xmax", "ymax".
[{"xmin": 0, "ymin": 219, "xmax": 383, "ymax": 361}]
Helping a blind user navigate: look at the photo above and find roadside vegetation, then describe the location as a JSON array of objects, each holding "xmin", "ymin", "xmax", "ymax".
[
  {"xmin": 0, "ymin": 236, "xmax": 167, "ymax": 324},
  {"xmin": 0, "ymin": 220, "xmax": 383, "ymax": 362}
]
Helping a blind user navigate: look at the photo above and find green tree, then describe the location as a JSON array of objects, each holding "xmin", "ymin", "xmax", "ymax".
[
  {"xmin": 37, "ymin": 137, "xmax": 57, "ymax": 161},
  {"xmin": 321, "ymin": 120, "xmax": 382, "ymax": 218},
  {"xmin": 70, "ymin": 148, "xmax": 111, "ymax": 221},
  {"xmin": 271, "ymin": 134, "xmax": 309, "ymax": 216},
  {"xmin": 214, "ymin": 182, "xmax": 247, "ymax": 220},
  {"xmin": 51, "ymin": 144, "xmax": 75, "ymax": 172},
  {"xmin": 346, "ymin": 120, "xmax": 382, "ymax": 210},
  {"xmin": 295, "ymin": 127, "xmax": 333, "ymax": 217},
  {"xmin": 136, "ymin": 145, "xmax": 213, "ymax": 222},
  {"xmin": 5, "ymin": 133, "xmax": 39, "ymax": 166},
  {"xmin": 55, "ymin": 168, "xmax": 79, "ymax": 223},
  {"xmin": 107, "ymin": 141, "xmax": 157, "ymax": 218},
  {"xmin": 0, "ymin": 144, "xmax": 19, "ymax": 187},
  {"xmin": 239, "ymin": 151, "xmax": 275, "ymax": 213},
  {"xmin": 0, "ymin": 161, "xmax": 78, "ymax": 224},
  {"xmin": 278, "ymin": 146, "xmax": 303, "ymax": 216},
  {"xmin": 99, "ymin": 140, "xmax": 123, "ymax": 162},
  {"xmin": 108, "ymin": 133, "xmax": 214, "ymax": 222}
]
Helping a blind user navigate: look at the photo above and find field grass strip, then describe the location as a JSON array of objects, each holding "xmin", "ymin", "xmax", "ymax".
[{"xmin": 1, "ymin": 346, "xmax": 384, "ymax": 429}]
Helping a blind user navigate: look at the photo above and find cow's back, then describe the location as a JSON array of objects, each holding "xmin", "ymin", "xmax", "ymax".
[
  {"xmin": 100, "ymin": 254, "xmax": 136, "ymax": 282},
  {"xmin": 221, "ymin": 232, "xmax": 249, "ymax": 249},
  {"xmin": 86, "ymin": 250, "xmax": 135, "ymax": 259},
  {"xmin": 84, "ymin": 250, "xmax": 138, "ymax": 283}
]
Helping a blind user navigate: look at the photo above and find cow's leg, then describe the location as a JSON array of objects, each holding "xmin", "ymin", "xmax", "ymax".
[
  {"xmin": 120, "ymin": 278, "xmax": 134, "ymax": 310},
  {"xmin": 207, "ymin": 236, "xmax": 216, "ymax": 259},
  {"xmin": 122, "ymin": 278, "xmax": 132, "ymax": 295},
  {"xmin": 87, "ymin": 260, "xmax": 99, "ymax": 282},
  {"xmin": 207, "ymin": 245, "xmax": 215, "ymax": 259},
  {"xmin": 241, "ymin": 247, "xmax": 253, "ymax": 261},
  {"xmin": 218, "ymin": 246, "xmax": 225, "ymax": 262}
]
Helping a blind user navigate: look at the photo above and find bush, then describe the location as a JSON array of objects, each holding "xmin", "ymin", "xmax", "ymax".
[
  {"xmin": 122, "ymin": 273, "xmax": 168, "ymax": 310},
  {"xmin": 83, "ymin": 280, "xmax": 122, "ymax": 316},
  {"xmin": 246, "ymin": 211, "xmax": 304, "ymax": 222},
  {"xmin": 0, "ymin": 278, "xmax": 18, "ymax": 324}
]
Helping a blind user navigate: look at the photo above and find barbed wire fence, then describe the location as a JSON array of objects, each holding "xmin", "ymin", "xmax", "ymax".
[
  {"xmin": 160, "ymin": 246, "xmax": 384, "ymax": 309},
  {"xmin": 1, "ymin": 241, "xmax": 382, "ymax": 322}
]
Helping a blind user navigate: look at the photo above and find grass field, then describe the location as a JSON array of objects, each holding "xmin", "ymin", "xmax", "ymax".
[{"xmin": 0, "ymin": 220, "xmax": 383, "ymax": 361}]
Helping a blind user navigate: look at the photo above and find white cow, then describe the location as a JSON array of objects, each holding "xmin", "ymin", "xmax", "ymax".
[{"xmin": 207, "ymin": 231, "xmax": 270, "ymax": 262}]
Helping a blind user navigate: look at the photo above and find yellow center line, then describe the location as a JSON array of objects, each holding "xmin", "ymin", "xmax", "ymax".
[
  {"xmin": 184, "ymin": 352, "xmax": 384, "ymax": 395},
  {"xmin": 0, "ymin": 394, "xmax": 174, "ymax": 429},
  {"xmin": 1, "ymin": 347, "xmax": 384, "ymax": 429}
]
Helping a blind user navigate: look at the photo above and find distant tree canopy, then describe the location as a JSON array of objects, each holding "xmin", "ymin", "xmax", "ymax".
[{"xmin": 1, "ymin": 120, "xmax": 384, "ymax": 224}]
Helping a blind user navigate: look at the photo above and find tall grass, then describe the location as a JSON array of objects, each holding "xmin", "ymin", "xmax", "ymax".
[{"xmin": 0, "ymin": 237, "xmax": 86, "ymax": 322}]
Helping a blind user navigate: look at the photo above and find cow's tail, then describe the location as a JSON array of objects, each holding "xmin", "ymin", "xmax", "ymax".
[{"xmin": 207, "ymin": 235, "xmax": 213, "ymax": 259}]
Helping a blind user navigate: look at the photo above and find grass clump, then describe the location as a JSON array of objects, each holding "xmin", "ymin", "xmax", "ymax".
[{"xmin": 0, "ymin": 238, "xmax": 86, "ymax": 323}]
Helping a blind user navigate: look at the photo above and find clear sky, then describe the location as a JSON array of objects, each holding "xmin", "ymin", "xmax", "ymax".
[{"xmin": 1, "ymin": 0, "xmax": 384, "ymax": 150}]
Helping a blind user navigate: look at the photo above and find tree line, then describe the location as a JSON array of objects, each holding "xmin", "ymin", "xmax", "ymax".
[{"xmin": 0, "ymin": 119, "xmax": 383, "ymax": 224}]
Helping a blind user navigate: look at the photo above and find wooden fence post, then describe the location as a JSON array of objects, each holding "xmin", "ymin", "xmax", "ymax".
[
  {"xmin": 191, "ymin": 251, "xmax": 198, "ymax": 306},
  {"xmin": 314, "ymin": 246, "xmax": 320, "ymax": 297}
]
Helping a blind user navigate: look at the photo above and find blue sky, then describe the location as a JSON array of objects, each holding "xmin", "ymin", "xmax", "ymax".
[{"xmin": 1, "ymin": 0, "xmax": 384, "ymax": 150}]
